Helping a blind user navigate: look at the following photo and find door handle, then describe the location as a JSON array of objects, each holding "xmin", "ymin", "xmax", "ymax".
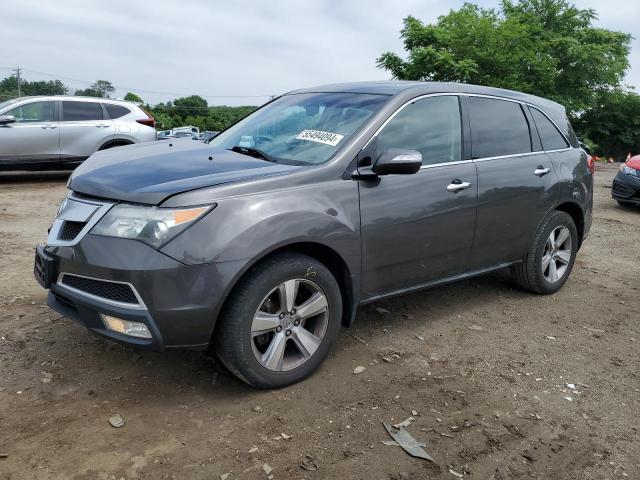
[
  {"xmin": 41, "ymin": 125, "xmax": 57, "ymax": 129},
  {"xmin": 95, "ymin": 124, "xmax": 110, "ymax": 128},
  {"xmin": 534, "ymin": 166, "xmax": 551, "ymax": 177},
  {"xmin": 446, "ymin": 180, "xmax": 472, "ymax": 192}
]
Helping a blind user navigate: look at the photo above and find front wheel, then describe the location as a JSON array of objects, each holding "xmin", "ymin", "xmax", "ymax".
[
  {"xmin": 511, "ymin": 211, "xmax": 578, "ymax": 294},
  {"xmin": 213, "ymin": 252, "xmax": 342, "ymax": 388}
]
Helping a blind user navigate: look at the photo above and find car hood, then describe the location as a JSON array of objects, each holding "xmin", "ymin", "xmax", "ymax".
[{"xmin": 69, "ymin": 141, "xmax": 303, "ymax": 205}]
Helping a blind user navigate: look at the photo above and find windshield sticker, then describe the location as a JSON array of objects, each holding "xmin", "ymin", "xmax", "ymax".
[{"xmin": 296, "ymin": 129, "xmax": 344, "ymax": 147}]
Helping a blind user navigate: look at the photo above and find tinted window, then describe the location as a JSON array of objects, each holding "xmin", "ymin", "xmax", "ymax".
[
  {"xmin": 377, "ymin": 96, "xmax": 461, "ymax": 166},
  {"xmin": 104, "ymin": 104, "xmax": 130, "ymax": 119},
  {"xmin": 62, "ymin": 101, "xmax": 103, "ymax": 121},
  {"xmin": 529, "ymin": 107, "xmax": 569, "ymax": 151},
  {"xmin": 468, "ymin": 97, "xmax": 531, "ymax": 158},
  {"xmin": 5, "ymin": 101, "xmax": 55, "ymax": 123}
]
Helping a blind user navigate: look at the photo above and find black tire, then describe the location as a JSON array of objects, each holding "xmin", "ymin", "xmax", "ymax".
[
  {"xmin": 213, "ymin": 252, "xmax": 342, "ymax": 388},
  {"xmin": 511, "ymin": 211, "xmax": 578, "ymax": 294},
  {"xmin": 617, "ymin": 200, "xmax": 634, "ymax": 207}
]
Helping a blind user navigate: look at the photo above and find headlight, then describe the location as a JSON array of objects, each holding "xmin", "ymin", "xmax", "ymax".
[
  {"xmin": 91, "ymin": 203, "xmax": 214, "ymax": 248},
  {"xmin": 621, "ymin": 165, "xmax": 638, "ymax": 176},
  {"xmin": 56, "ymin": 193, "xmax": 69, "ymax": 217}
]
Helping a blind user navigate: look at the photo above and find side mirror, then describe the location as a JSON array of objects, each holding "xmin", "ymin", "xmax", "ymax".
[
  {"xmin": 372, "ymin": 148, "xmax": 422, "ymax": 175},
  {"xmin": 0, "ymin": 115, "xmax": 16, "ymax": 125}
]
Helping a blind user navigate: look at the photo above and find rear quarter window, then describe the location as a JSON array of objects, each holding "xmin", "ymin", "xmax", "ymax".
[
  {"xmin": 468, "ymin": 97, "xmax": 532, "ymax": 158},
  {"xmin": 529, "ymin": 107, "xmax": 569, "ymax": 151},
  {"xmin": 104, "ymin": 104, "xmax": 131, "ymax": 119}
]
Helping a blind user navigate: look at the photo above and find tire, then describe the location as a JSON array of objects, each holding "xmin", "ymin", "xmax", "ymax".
[
  {"xmin": 617, "ymin": 200, "xmax": 634, "ymax": 207},
  {"xmin": 511, "ymin": 211, "xmax": 578, "ymax": 294},
  {"xmin": 213, "ymin": 252, "xmax": 342, "ymax": 388}
]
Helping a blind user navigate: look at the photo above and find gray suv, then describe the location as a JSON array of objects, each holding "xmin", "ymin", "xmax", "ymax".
[
  {"xmin": 34, "ymin": 82, "xmax": 593, "ymax": 388},
  {"xmin": 0, "ymin": 95, "xmax": 157, "ymax": 171}
]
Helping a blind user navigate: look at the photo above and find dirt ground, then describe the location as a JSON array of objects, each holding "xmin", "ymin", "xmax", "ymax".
[{"xmin": 0, "ymin": 164, "xmax": 639, "ymax": 480}]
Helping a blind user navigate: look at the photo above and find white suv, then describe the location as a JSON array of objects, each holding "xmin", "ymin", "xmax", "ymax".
[{"xmin": 0, "ymin": 96, "xmax": 157, "ymax": 171}]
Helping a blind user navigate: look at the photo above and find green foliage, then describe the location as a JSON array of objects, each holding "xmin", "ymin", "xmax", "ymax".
[
  {"xmin": 576, "ymin": 89, "xmax": 640, "ymax": 158},
  {"xmin": 150, "ymin": 101, "xmax": 256, "ymax": 132},
  {"xmin": 124, "ymin": 92, "xmax": 144, "ymax": 103},
  {"xmin": 75, "ymin": 80, "xmax": 115, "ymax": 98},
  {"xmin": 377, "ymin": 0, "xmax": 631, "ymax": 116},
  {"xmin": 0, "ymin": 76, "xmax": 67, "ymax": 99},
  {"xmin": 171, "ymin": 95, "xmax": 208, "ymax": 118}
]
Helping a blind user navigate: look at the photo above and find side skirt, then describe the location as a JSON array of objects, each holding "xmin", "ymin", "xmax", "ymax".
[{"xmin": 360, "ymin": 261, "xmax": 519, "ymax": 305}]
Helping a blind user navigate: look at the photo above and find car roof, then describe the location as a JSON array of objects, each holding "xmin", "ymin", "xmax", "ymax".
[
  {"xmin": 5, "ymin": 95, "xmax": 139, "ymax": 106},
  {"xmin": 289, "ymin": 81, "xmax": 563, "ymax": 113}
]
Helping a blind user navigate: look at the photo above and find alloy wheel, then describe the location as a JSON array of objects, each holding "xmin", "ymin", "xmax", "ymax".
[
  {"xmin": 541, "ymin": 226, "xmax": 572, "ymax": 283},
  {"xmin": 251, "ymin": 279, "xmax": 329, "ymax": 371}
]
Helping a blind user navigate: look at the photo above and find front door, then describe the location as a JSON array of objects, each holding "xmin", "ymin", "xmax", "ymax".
[
  {"xmin": 0, "ymin": 100, "xmax": 59, "ymax": 169},
  {"xmin": 358, "ymin": 95, "xmax": 477, "ymax": 299}
]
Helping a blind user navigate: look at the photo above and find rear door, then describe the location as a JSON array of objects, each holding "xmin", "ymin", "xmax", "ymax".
[
  {"xmin": 466, "ymin": 95, "xmax": 558, "ymax": 269},
  {"xmin": 358, "ymin": 95, "xmax": 478, "ymax": 298},
  {"xmin": 0, "ymin": 100, "xmax": 59, "ymax": 169},
  {"xmin": 59, "ymin": 100, "xmax": 115, "ymax": 166}
]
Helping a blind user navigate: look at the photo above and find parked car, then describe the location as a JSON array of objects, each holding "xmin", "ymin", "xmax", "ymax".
[
  {"xmin": 201, "ymin": 130, "xmax": 219, "ymax": 142},
  {"xmin": 0, "ymin": 96, "xmax": 157, "ymax": 171},
  {"xmin": 34, "ymin": 81, "xmax": 593, "ymax": 388},
  {"xmin": 612, "ymin": 154, "xmax": 640, "ymax": 206}
]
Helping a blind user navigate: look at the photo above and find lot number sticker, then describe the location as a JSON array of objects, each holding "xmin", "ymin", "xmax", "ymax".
[{"xmin": 296, "ymin": 129, "xmax": 344, "ymax": 146}]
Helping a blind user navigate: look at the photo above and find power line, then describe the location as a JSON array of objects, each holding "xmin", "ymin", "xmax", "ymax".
[{"xmin": 20, "ymin": 67, "xmax": 272, "ymax": 99}]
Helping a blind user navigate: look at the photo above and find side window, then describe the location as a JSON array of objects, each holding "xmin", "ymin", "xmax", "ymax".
[
  {"xmin": 529, "ymin": 107, "xmax": 569, "ymax": 151},
  {"xmin": 468, "ymin": 97, "xmax": 531, "ymax": 158},
  {"xmin": 62, "ymin": 101, "xmax": 104, "ymax": 121},
  {"xmin": 104, "ymin": 104, "xmax": 131, "ymax": 119},
  {"xmin": 5, "ymin": 101, "xmax": 55, "ymax": 123},
  {"xmin": 376, "ymin": 96, "xmax": 462, "ymax": 166}
]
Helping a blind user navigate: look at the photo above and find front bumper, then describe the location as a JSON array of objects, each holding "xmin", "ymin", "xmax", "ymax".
[
  {"xmin": 37, "ymin": 234, "xmax": 247, "ymax": 350},
  {"xmin": 612, "ymin": 171, "xmax": 640, "ymax": 204}
]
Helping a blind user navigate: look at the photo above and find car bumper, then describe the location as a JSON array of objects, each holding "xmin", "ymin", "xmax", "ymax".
[
  {"xmin": 612, "ymin": 171, "xmax": 640, "ymax": 204},
  {"xmin": 35, "ymin": 234, "xmax": 247, "ymax": 350}
]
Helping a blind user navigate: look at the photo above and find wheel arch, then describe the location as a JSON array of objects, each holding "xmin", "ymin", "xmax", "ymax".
[
  {"xmin": 213, "ymin": 241, "xmax": 358, "ymax": 344},
  {"xmin": 98, "ymin": 138, "xmax": 135, "ymax": 150},
  {"xmin": 554, "ymin": 201, "xmax": 585, "ymax": 248}
]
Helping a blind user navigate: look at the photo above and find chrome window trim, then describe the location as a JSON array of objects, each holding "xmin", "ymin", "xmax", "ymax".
[
  {"xmin": 56, "ymin": 272, "xmax": 147, "ymax": 311},
  {"xmin": 526, "ymin": 104, "xmax": 572, "ymax": 149},
  {"xmin": 359, "ymin": 92, "xmax": 576, "ymax": 168},
  {"xmin": 420, "ymin": 159, "xmax": 473, "ymax": 170},
  {"xmin": 46, "ymin": 192, "xmax": 114, "ymax": 247}
]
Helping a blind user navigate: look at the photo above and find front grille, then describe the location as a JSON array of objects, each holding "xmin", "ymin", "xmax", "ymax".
[
  {"xmin": 58, "ymin": 221, "xmax": 86, "ymax": 241},
  {"xmin": 612, "ymin": 181, "xmax": 634, "ymax": 198},
  {"xmin": 60, "ymin": 274, "xmax": 139, "ymax": 305}
]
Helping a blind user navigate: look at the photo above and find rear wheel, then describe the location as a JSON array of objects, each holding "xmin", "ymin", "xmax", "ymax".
[
  {"xmin": 214, "ymin": 252, "xmax": 342, "ymax": 388},
  {"xmin": 511, "ymin": 211, "xmax": 578, "ymax": 294}
]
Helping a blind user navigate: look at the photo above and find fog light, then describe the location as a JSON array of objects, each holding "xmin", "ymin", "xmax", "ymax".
[{"xmin": 101, "ymin": 314, "xmax": 152, "ymax": 339}]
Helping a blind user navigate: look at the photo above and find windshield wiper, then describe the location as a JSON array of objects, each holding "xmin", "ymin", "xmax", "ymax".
[{"xmin": 230, "ymin": 145, "xmax": 278, "ymax": 163}]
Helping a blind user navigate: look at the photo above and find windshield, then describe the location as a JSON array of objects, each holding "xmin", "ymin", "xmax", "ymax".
[
  {"xmin": 209, "ymin": 92, "xmax": 389, "ymax": 165},
  {"xmin": 0, "ymin": 98, "xmax": 21, "ymax": 112}
]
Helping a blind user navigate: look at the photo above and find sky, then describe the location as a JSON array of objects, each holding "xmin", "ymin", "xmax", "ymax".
[{"xmin": 1, "ymin": 0, "xmax": 638, "ymax": 106}]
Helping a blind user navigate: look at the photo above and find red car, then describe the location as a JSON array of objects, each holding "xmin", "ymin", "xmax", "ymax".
[{"xmin": 612, "ymin": 154, "xmax": 640, "ymax": 206}]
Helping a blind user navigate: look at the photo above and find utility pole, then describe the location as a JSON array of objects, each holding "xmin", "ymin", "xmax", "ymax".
[{"xmin": 12, "ymin": 65, "xmax": 22, "ymax": 97}]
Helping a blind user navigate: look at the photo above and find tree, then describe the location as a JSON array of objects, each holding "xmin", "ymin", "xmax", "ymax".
[
  {"xmin": 172, "ymin": 95, "xmax": 208, "ymax": 120},
  {"xmin": 576, "ymin": 89, "xmax": 640, "ymax": 158},
  {"xmin": 376, "ymin": 0, "xmax": 631, "ymax": 116},
  {"xmin": 75, "ymin": 80, "xmax": 115, "ymax": 98},
  {"xmin": 124, "ymin": 92, "xmax": 143, "ymax": 103},
  {"xmin": 0, "ymin": 76, "xmax": 67, "ymax": 98}
]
